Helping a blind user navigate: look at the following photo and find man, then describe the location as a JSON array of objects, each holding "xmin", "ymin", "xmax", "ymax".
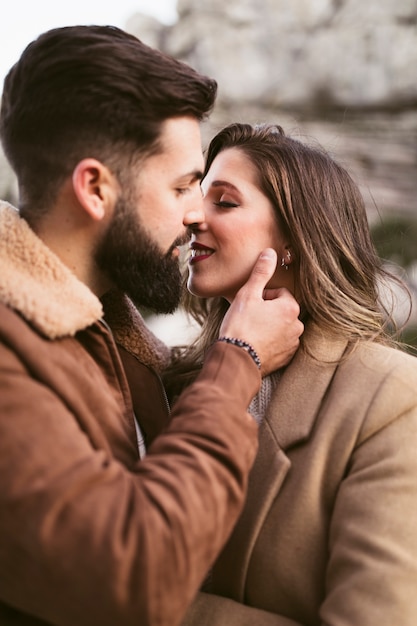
[{"xmin": 0, "ymin": 26, "xmax": 303, "ymax": 626}]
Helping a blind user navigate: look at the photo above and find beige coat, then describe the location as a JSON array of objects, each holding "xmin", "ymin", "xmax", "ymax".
[{"xmin": 183, "ymin": 325, "xmax": 417, "ymax": 626}]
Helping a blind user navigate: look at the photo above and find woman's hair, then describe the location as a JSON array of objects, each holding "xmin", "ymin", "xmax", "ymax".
[
  {"xmin": 164, "ymin": 122, "xmax": 411, "ymax": 397},
  {"xmin": 0, "ymin": 25, "xmax": 217, "ymax": 216}
]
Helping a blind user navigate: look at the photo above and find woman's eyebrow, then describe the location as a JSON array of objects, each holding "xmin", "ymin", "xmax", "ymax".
[{"xmin": 211, "ymin": 180, "xmax": 240, "ymax": 192}]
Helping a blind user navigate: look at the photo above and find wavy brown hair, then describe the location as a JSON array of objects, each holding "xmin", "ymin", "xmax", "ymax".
[{"xmin": 164, "ymin": 123, "xmax": 411, "ymax": 398}]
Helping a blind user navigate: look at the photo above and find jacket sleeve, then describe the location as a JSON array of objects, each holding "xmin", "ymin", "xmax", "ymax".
[
  {"xmin": 0, "ymin": 341, "xmax": 260, "ymax": 626},
  {"xmin": 321, "ymin": 363, "xmax": 417, "ymax": 626}
]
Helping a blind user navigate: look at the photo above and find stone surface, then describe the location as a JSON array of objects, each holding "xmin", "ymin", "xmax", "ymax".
[
  {"xmin": 125, "ymin": 0, "xmax": 417, "ymax": 222},
  {"xmin": 168, "ymin": 0, "xmax": 417, "ymax": 109}
]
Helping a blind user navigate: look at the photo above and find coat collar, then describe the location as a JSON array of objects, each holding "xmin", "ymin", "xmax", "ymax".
[
  {"xmin": 0, "ymin": 201, "xmax": 171, "ymax": 371},
  {"xmin": 0, "ymin": 201, "xmax": 103, "ymax": 339},
  {"xmin": 101, "ymin": 289, "xmax": 171, "ymax": 373},
  {"xmin": 264, "ymin": 323, "xmax": 349, "ymax": 450}
]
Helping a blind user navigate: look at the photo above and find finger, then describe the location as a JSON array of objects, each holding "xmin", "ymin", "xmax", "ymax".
[
  {"xmin": 263, "ymin": 287, "xmax": 301, "ymax": 319},
  {"xmin": 238, "ymin": 248, "xmax": 278, "ymax": 298},
  {"xmin": 262, "ymin": 286, "xmax": 290, "ymax": 301}
]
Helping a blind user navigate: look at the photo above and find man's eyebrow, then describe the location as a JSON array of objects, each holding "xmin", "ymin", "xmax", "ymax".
[{"xmin": 177, "ymin": 169, "xmax": 204, "ymax": 183}]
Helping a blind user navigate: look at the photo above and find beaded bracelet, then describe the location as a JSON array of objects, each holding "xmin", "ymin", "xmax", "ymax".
[{"xmin": 217, "ymin": 336, "xmax": 262, "ymax": 370}]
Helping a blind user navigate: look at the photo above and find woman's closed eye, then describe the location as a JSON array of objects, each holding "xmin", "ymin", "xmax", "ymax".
[{"xmin": 213, "ymin": 200, "xmax": 239, "ymax": 208}]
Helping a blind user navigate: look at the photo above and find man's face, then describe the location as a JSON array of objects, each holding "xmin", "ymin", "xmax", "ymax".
[{"xmin": 96, "ymin": 117, "xmax": 205, "ymax": 314}]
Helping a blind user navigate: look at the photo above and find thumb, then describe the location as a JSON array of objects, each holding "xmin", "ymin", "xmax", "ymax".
[{"xmin": 241, "ymin": 248, "xmax": 277, "ymax": 297}]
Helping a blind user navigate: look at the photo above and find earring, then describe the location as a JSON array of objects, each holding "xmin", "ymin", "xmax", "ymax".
[{"xmin": 281, "ymin": 250, "xmax": 291, "ymax": 271}]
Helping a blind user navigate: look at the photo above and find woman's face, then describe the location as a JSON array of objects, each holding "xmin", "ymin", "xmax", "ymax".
[{"xmin": 187, "ymin": 147, "xmax": 294, "ymax": 302}]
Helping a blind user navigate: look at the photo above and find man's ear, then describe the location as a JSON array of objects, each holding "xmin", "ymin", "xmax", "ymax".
[{"xmin": 72, "ymin": 159, "xmax": 118, "ymax": 221}]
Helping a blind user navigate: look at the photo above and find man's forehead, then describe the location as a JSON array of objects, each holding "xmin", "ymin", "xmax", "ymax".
[
  {"xmin": 159, "ymin": 116, "xmax": 202, "ymax": 149},
  {"xmin": 153, "ymin": 117, "xmax": 205, "ymax": 174}
]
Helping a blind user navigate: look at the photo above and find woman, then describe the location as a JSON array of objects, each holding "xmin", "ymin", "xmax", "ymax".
[{"xmin": 165, "ymin": 123, "xmax": 417, "ymax": 626}]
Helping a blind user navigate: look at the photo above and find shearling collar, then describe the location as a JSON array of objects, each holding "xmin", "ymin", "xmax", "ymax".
[
  {"xmin": 101, "ymin": 289, "xmax": 171, "ymax": 372},
  {"xmin": 0, "ymin": 201, "xmax": 171, "ymax": 371},
  {"xmin": 0, "ymin": 201, "xmax": 103, "ymax": 339}
]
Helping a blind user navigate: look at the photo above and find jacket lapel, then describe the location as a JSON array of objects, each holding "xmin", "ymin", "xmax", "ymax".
[
  {"xmin": 211, "ymin": 324, "xmax": 348, "ymax": 601},
  {"xmin": 211, "ymin": 420, "xmax": 290, "ymax": 599},
  {"xmin": 265, "ymin": 325, "xmax": 348, "ymax": 450}
]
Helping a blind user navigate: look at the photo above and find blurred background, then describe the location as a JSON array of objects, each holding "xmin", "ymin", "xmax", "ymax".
[{"xmin": 1, "ymin": 0, "xmax": 416, "ymax": 349}]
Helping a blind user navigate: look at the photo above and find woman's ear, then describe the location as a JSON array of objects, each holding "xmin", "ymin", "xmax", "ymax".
[{"xmin": 72, "ymin": 158, "xmax": 118, "ymax": 221}]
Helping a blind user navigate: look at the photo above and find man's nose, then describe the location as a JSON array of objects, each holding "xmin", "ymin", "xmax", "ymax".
[{"xmin": 183, "ymin": 188, "xmax": 206, "ymax": 227}]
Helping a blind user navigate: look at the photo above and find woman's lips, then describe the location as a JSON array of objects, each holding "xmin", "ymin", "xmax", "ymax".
[{"xmin": 189, "ymin": 243, "xmax": 215, "ymax": 264}]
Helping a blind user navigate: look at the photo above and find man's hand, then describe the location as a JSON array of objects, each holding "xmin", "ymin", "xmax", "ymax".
[{"xmin": 219, "ymin": 249, "xmax": 303, "ymax": 375}]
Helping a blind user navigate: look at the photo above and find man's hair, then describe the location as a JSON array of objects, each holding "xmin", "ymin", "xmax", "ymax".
[{"xmin": 0, "ymin": 25, "xmax": 217, "ymax": 211}]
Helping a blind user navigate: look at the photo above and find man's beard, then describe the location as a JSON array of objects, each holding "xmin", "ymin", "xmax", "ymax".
[{"xmin": 95, "ymin": 196, "xmax": 185, "ymax": 314}]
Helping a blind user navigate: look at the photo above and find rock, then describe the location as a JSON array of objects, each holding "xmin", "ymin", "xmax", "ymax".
[
  {"xmin": 127, "ymin": 0, "xmax": 417, "ymax": 221},
  {"xmin": 125, "ymin": 12, "xmax": 167, "ymax": 50},
  {"xmin": 168, "ymin": 0, "xmax": 417, "ymax": 109}
]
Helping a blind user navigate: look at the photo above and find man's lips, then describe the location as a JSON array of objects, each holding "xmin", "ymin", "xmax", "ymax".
[{"xmin": 189, "ymin": 242, "xmax": 215, "ymax": 264}]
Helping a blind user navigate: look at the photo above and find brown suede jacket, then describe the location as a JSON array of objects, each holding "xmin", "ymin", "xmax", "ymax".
[{"xmin": 0, "ymin": 201, "xmax": 260, "ymax": 626}]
